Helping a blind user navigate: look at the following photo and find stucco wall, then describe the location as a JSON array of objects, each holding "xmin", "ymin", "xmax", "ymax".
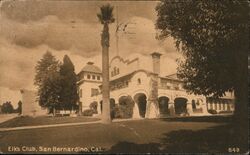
[
  {"xmin": 78, "ymin": 81, "xmax": 101, "ymax": 111},
  {"xmin": 110, "ymin": 57, "xmax": 139, "ymax": 80},
  {"xmin": 20, "ymin": 89, "xmax": 47, "ymax": 116}
]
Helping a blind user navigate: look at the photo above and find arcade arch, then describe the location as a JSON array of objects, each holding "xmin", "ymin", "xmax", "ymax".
[
  {"xmin": 133, "ymin": 93, "xmax": 147, "ymax": 118},
  {"xmin": 174, "ymin": 97, "xmax": 188, "ymax": 115},
  {"xmin": 158, "ymin": 96, "xmax": 170, "ymax": 115}
]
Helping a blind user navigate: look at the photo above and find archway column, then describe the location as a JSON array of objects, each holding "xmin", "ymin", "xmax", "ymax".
[
  {"xmin": 186, "ymin": 100, "xmax": 193, "ymax": 115},
  {"xmin": 145, "ymin": 98, "xmax": 159, "ymax": 118},
  {"xmin": 201, "ymin": 99, "xmax": 207, "ymax": 114},
  {"xmin": 145, "ymin": 74, "xmax": 160, "ymax": 119},
  {"xmin": 208, "ymin": 103, "xmax": 212, "ymax": 110},
  {"xmin": 168, "ymin": 100, "xmax": 175, "ymax": 116},
  {"xmin": 98, "ymin": 101, "xmax": 102, "ymax": 114},
  {"xmin": 132, "ymin": 102, "xmax": 140, "ymax": 119}
]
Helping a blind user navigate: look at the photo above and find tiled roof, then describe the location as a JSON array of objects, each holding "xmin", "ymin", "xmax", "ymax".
[
  {"xmin": 81, "ymin": 62, "xmax": 101, "ymax": 74},
  {"xmin": 165, "ymin": 73, "xmax": 178, "ymax": 80}
]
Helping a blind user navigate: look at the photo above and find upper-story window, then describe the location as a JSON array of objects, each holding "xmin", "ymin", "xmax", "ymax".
[
  {"xmin": 92, "ymin": 75, "xmax": 95, "ymax": 80},
  {"xmin": 87, "ymin": 74, "xmax": 91, "ymax": 79},
  {"xmin": 137, "ymin": 78, "xmax": 141, "ymax": 85},
  {"xmin": 97, "ymin": 76, "xmax": 100, "ymax": 80},
  {"xmin": 126, "ymin": 81, "xmax": 129, "ymax": 86},
  {"xmin": 91, "ymin": 88, "xmax": 99, "ymax": 97},
  {"xmin": 111, "ymin": 66, "xmax": 120, "ymax": 77}
]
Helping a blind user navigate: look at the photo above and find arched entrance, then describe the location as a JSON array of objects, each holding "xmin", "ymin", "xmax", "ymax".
[
  {"xmin": 174, "ymin": 97, "xmax": 188, "ymax": 115},
  {"xmin": 158, "ymin": 96, "xmax": 170, "ymax": 115},
  {"xmin": 118, "ymin": 96, "xmax": 134, "ymax": 118},
  {"xmin": 134, "ymin": 93, "xmax": 147, "ymax": 118}
]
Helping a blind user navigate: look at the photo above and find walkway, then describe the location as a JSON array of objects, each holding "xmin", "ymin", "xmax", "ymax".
[
  {"xmin": 0, "ymin": 118, "xmax": 144, "ymax": 132},
  {"xmin": 0, "ymin": 120, "xmax": 102, "ymax": 132},
  {"xmin": 0, "ymin": 114, "xmax": 18, "ymax": 123}
]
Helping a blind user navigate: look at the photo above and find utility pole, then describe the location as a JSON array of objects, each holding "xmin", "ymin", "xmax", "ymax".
[{"xmin": 115, "ymin": 5, "xmax": 119, "ymax": 56}]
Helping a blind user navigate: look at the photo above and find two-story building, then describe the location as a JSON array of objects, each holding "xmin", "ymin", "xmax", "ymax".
[{"xmin": 77, "ymin": 52, "xmax": 235, "ymax": 118}]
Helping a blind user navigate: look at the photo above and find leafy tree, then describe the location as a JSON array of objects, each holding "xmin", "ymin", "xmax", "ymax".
[
  {"xmin": 156, "ymin": 0, "xmax": 248, "ymax": 114},
  {"xmin": 97, "ymin": 4, "xmax": 115, "ymax": 123},
  {"xmin": 1, "ymin": 101, "xmax": 14, "ymax": 113},
  {"xmin": 59, "ymin": 55, "xmax": 78, "ymax": 110},
  {"xmin": 34, "ymin": 51, "xmax": 62, "ymax": 116},
  {"xmin": 156, "ymin": 0, "xmax": 248, "ymax": 145}
]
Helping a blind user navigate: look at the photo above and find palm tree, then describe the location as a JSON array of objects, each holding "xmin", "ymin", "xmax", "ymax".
[{"xmin": 97, "ymin": 4, "xmax": 115, "ymax": 123}]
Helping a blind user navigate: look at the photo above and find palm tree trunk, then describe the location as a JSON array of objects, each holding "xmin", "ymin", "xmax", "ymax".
[{"xmin": 101, "ymin": 23, "xmax": 111, "ymax": 123}]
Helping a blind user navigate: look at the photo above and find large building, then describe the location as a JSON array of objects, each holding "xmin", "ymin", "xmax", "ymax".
[{"xmin": 77, "ymin": 52, "xmax": 235, "ymax": 118}]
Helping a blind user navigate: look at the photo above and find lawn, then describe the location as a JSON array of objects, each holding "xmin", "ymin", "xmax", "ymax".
[
  {"xmin": 0, "ymin": 116, "xmax": 248, "ymax": 154},
  {"xmin": 0, "ymin": 116, "xmax": 100, "ymax": 128}
]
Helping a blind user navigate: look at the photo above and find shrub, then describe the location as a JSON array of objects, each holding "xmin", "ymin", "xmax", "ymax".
[
  {"xmin": 83, "ymin": 109, "xmax": 94, "ymax": 116},
  {"xmin": 208, "ymin": 109, "xmax": 217, "ymax": 114},
  {"xmin": 118, "ymin": 96, "xmax": 135, "ymax": 118},
  {"xmin": 113, "ymin": 105, "xmax": 122, "ymax": 118},
  {"xmin": 89, "ymin": 101, "xmax": 98, "ymax": 114}
]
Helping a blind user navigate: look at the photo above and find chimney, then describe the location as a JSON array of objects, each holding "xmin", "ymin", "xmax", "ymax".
[{"xmin": 151, "ymin": 52, "xmax": 162, "ymax": 75}]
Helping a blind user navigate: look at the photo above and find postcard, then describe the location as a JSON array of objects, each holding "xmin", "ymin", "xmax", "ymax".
[{"xmin": 0, "ymin": 0, "xmax": 248, "ymax": 154}]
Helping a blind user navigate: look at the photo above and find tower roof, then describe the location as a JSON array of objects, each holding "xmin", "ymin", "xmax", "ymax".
[{"xmin": 81, "ymin": 62, "xmax": 101, "ymax": 74}]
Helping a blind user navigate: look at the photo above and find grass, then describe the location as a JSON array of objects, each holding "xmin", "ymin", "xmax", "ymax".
[
  {"xmin": 0, "ymin": 115, "xmax": 100, "ymax": 128},
  {"xmin": 0, "ymin": 116, "xmax": 248, "ymax": 154}
]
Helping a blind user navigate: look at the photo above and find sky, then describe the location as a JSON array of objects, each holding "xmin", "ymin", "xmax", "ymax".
[{"xmin": 0, "ymin": 0, "xmax": 182, "ymax": 106}]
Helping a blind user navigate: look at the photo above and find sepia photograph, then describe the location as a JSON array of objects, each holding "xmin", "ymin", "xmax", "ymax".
[{"xmin": 0, "ymin": 0, "xmax": 249, "ymax": 154}]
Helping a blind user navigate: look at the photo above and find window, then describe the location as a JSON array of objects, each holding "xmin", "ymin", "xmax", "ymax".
[
  {"xmin": 219, "ymin": 102, "xmax": 222, "ymax": 110},
  {"xmin": 87, "ymin": 74, "xmax": 91, "ymax": 79},
  {"xmin": 91, "ymin": 88, "xmax": 99, "ymax": 96},
  {"xmin": 111, "ymin": 67, "xmax": 120, "ymax": 77},
  {"xmin": 114, "ymin": 67, "xmax": 117, "ymax": 75},
  {"xmin": 192, "ymin": 100, "xmax": 196, "ymax": 109},
  {"xmin": 92, "ymin": 75, "xmax": 95, "ymax": 80},
  {"xmin": 125, "ymin": 81, "xmax": 128, "ymax": 86},
  {"xmin": 137, "ymin": 78, "xmax": 141, "ymax": 84},
  {"xmin": 97, "ymin": 76, "xmax": 100, "ymax": 80}
]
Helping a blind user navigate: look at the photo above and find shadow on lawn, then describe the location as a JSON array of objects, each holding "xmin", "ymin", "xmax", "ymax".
[
  {"xmin": 158, "ymin": 115, "xmax": 233, "ymax": 123},
  {"xmin": 104, "ymin": 124, "xmax": 248, "ymax": 154}
]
